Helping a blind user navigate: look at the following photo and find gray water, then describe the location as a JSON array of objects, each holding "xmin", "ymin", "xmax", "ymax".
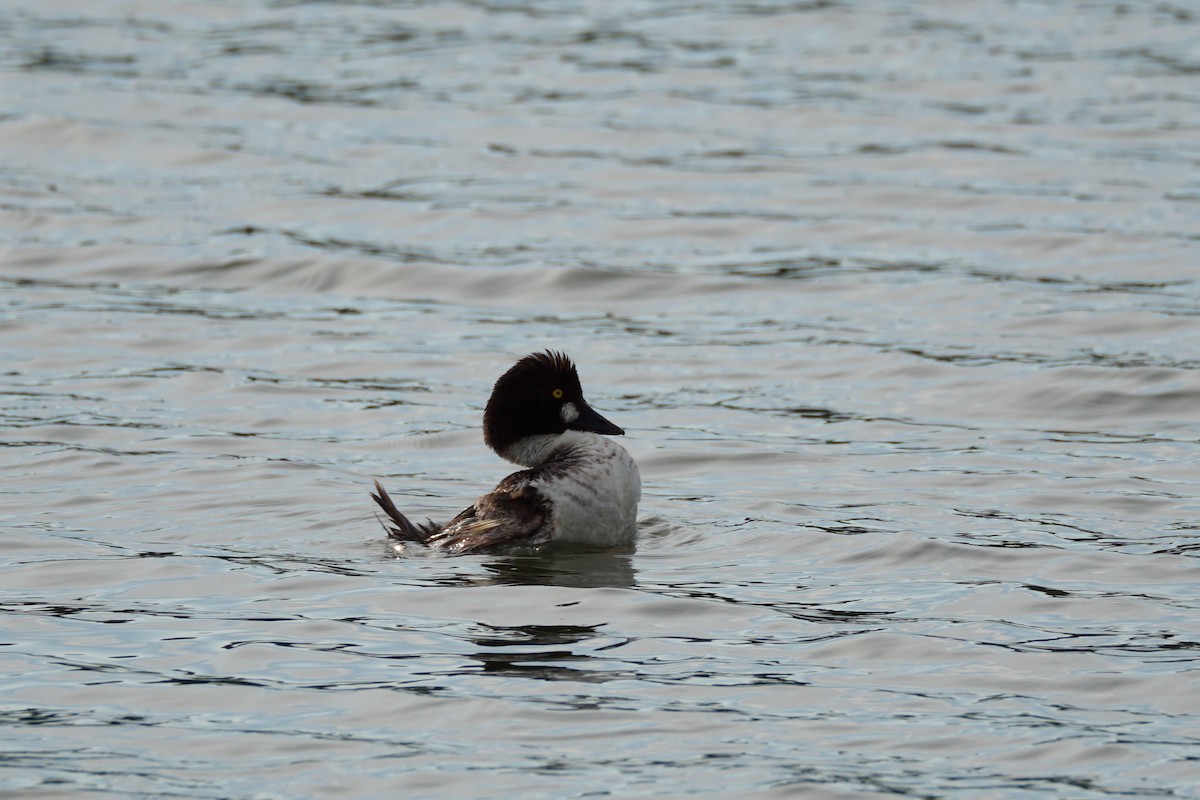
[{"xmin": 3, "ymin": 1, "xmax": 1200, "ymax": 797}]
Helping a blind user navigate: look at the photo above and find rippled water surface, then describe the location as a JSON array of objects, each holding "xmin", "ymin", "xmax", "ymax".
[{"xmin": 3, "ymin": 1, "xmax": 1200, "ymax": 797}]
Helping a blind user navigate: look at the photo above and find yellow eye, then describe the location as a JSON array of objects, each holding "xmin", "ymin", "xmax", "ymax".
[{"xmin": 552, "ymin": 388, "xmax": 564, "ymax": 399}]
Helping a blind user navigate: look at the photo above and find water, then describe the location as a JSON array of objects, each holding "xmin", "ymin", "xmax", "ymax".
[{"xmin": 2, "ymin": 0, "xmax": 1199, "ymax": 797}]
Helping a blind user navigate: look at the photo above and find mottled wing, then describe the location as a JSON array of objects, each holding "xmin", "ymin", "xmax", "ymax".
[{"xmin": 426, "ymin": 476, "xmax": 548, "ymax": 554}]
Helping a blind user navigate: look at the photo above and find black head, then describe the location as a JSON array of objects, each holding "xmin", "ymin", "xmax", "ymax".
[{"xmin": 483, "ymin": 351, "xmax": 624, "ymax": 457}]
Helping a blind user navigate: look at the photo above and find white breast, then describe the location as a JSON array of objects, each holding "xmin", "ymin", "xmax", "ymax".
[{"xmin": 515, "ymin": 432, "xmax": 641, "ymax": 547}]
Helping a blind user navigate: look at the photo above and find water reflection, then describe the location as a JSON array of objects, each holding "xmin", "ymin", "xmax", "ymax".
[
  {"xmin": 382, "ymin": 543, "xmax": 638, "ymax": 588},
  {"xmin": 479, "ymin": 552, "xmax": 637, "ymax": 589},
  {"xmin": 463, "ymin": 623, "xmax": 624, "ymax": 683}
]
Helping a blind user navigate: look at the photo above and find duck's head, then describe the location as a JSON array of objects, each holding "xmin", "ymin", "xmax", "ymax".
[{"xmin": 483, "ymin": 351, "xmax": 624, "ymax": 463}]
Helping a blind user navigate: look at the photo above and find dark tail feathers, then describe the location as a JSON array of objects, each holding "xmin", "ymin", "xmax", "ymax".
[{"xmin": 371, "ymin": 480, "xmax": 441, "ymax": 543}]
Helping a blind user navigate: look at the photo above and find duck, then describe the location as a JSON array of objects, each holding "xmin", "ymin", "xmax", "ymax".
[{"xmin": 372, "ymin": 351, "xmax": 640, "ymax": 553}]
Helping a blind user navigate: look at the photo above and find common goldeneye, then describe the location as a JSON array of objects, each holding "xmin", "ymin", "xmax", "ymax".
[{"xmin": 372, "ymin": 351, "xmax": 641, "ymax": 554}]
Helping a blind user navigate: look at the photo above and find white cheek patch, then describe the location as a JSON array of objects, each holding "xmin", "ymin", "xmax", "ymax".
[{"xmin": 560, "ymin": 402, "xmax": 579, "ymax": 424}]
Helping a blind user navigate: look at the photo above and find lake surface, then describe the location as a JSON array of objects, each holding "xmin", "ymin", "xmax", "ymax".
[{"xmin": 2, "ymin": 1, "xmax": 1199, "ymax": 797}]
